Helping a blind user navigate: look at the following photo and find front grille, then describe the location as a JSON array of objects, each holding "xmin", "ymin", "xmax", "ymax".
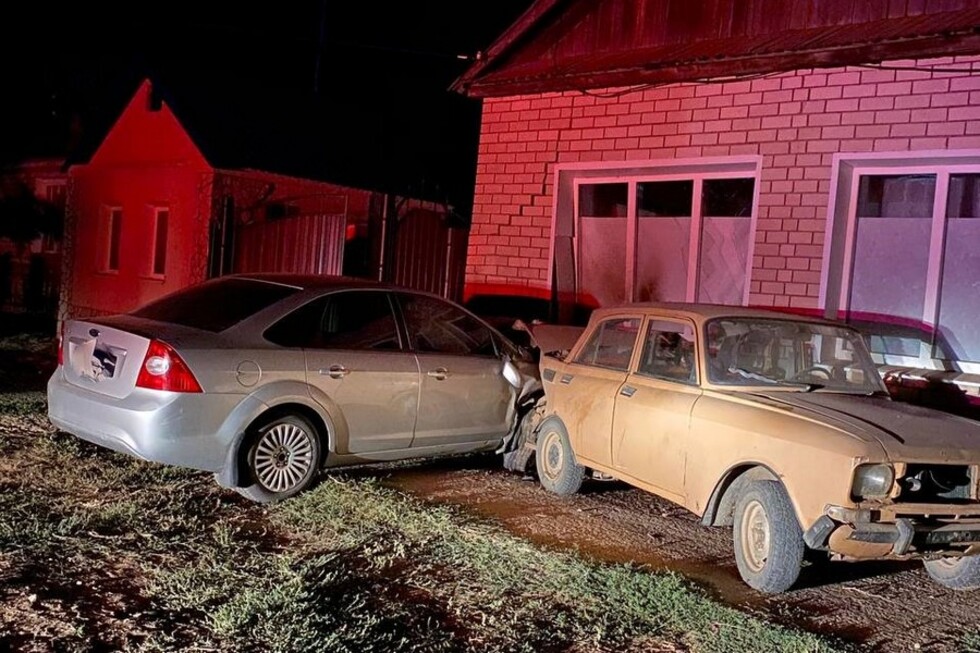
[{"xmin": 896, "ymin": 464, "xmax": 975, "ymax": 502}]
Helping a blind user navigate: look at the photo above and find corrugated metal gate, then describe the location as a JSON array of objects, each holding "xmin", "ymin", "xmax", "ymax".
[
  {"xmin": 234, "ymin": 213, "xmax": 346, "ymax": 275},
  {"xmin": 387, "ymin": 207, "xmax": 468, "ymax": 301}
]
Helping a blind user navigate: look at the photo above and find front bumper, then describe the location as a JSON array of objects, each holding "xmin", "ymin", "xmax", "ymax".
[
  {"xmin": 805, "ymin": 504, "xmax": 980, "ymax": 559},
  {"xmin": 47, "ymin": 369, "xmax": 244, "ymax": 473}
]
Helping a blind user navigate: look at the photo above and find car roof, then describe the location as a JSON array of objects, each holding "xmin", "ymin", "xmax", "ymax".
[
  {"xmin": 589, "ymin": 302, "xmax": 842, "ymax": 327},
  {"xmin": 226, "ymin": 273, "xmax": 406, "ymax": 293}
]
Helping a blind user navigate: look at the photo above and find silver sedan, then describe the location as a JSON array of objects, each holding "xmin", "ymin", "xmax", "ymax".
[{"xmin": 48, "ymin": 275, "xmax": 539, "ymax": 502}]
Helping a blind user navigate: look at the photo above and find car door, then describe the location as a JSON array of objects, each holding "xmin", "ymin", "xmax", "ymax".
[
  {"xmin": 397, "ymin": 292, "xmax": 514, "ymax": 449},
  {"xmin": 611, "ymin": 318, "xmax": 700, "ymax": 502},
  {"xmin": 559, "ymin": 316, "xmax": 642, "ymax": 468},
  {"xmin": 265, "ymin": 290, "xmax": 420, "ymax": 454}
]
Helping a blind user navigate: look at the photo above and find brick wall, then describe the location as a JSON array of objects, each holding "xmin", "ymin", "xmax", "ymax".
[{"xmin": 467, "ymin": 55, "xmax": 980, "ymax": 309}]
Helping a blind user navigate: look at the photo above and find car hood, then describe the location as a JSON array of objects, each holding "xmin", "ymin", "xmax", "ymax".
[{"xmin": 748, "ymin": 392, "xmax": 980, "ymax": 462}]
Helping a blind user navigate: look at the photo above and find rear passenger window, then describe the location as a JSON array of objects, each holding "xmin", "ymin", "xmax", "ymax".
[
  {"xmin": 574, "ymin": 318, "xmax": 640, "ymax": 371},
  {"xmin": 264, "ymin": 291, "xmax": 401, "ymax": 350}
]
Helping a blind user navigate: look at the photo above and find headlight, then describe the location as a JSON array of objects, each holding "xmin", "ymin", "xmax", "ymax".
[{"xmin": 851, "ymin": 463, "xmax": 895, "ymax": 500}]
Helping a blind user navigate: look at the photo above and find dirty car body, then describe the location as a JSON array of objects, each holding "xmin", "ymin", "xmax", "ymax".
[
  {"xmin": 532, "ymin": 303, "xmax": 980, "ymax": 593},
  {"xmin": 48, "ymin": 274, "xmax": 539, "ymax": 502}
]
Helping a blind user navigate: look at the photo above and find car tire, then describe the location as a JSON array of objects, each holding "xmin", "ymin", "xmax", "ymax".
[
  {"xmin": 535, "ymin": 417, "xmax": 584, "ymax": 496},
  {"xmin": 733, "ymin": 480, "xmax": 804, "ymax": 594},
  {"xmin": 235, "ymin": 413, "xmax": 321, "ymax": 504},
  {"xmin": 923, "ymin": 555, "xmax": 980, "ymax": 590}
]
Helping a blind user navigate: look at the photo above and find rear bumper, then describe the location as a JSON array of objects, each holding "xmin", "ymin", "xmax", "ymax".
[
  {"xmin": 805, "ymin": 505, "xmax": 980, "ymax": 559},
  {"xmin": 46, "ymin": 369, "xmax": 245, "ymax": 473}
]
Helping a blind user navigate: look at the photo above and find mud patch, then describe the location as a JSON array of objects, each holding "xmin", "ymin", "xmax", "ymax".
[{"xmin": 379, "ymin": 455, "xmax": 980, "ymax": 652}]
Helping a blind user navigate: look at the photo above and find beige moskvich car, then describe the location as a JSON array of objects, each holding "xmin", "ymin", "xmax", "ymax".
[{"xmin": 531, "ymin": 304, "xmax": 980, "ymax": 593}]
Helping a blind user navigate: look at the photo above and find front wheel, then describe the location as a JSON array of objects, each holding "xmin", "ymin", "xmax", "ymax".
[
  {"xmin": 535, "ymin": 417, "xmax": 584, "ymax": 496},
  {"xmin": 732, "ymin": 480, "xmax": 804, "ymax": 594},
  {"xmin": 235, "ymin": 414, "xmax": 321, "ymax": 503},
  {"xmin": 924, "ymin": 555, "xmax": 980, "ymax": 590}
]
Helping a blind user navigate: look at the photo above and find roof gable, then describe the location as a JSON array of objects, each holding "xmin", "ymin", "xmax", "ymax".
[
  {"xmin": 454, "ymin": 0, "xmax": 980, "ymax": 97},
  {"xmin": 88, "ymin": 80, "xmax": 209, "ymax": 169}
]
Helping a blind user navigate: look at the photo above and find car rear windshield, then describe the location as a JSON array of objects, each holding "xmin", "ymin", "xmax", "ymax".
[{"xmin": 131, "ymin": 278, "xmax": 300, "ymax": 332}]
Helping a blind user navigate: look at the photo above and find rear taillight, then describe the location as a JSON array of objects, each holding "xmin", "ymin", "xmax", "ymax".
[{"xmin": 135, "ymin": 340, "xmax": 203, "ymax": 393}]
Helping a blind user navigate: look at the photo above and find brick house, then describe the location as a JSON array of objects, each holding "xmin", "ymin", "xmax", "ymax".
[
  {"xmin": 454, "ymin": 0, "xmax": 980, "ymax": 378},
  {"xmin": 63, "ymin": 78, "xmax": 464, "ymax": 320}
]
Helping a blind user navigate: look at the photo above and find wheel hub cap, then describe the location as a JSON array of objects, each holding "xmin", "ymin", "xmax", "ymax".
[
  {"xmin": 741, "ymin": 500, "xmax": 771, "ymax": 574},
  {"xmin": 254, "ymin": 423, "xmax": 314, "ymax": 493}
]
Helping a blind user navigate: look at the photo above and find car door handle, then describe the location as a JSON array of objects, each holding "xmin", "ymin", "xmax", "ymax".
[
  {"xmin": 427, "ymin": 367, "xmax": 449, "ymax": 380},
  {"xmin": 560, "ymin": 373, "xmax": 574, "ymax": 384},
  {"xmin": 620, "ymin": 385, "xmax": 637, "ymax": 397},
  {"xmin": 320, "ymin": 365, "xmax": 350, "ymax": 379}
]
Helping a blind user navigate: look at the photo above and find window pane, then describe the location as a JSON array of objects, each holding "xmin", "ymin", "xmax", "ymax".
[
  {"xmin": 153, "ymin": 210, "xmax": 168, "ymax": 276},
  {"xmin": 135, "ymin": 278, "xmax": 298, "ymax": 332},
  {"xmin": 703, "ymin": 178, "xmax": 754, "ymax": 217},
  {"xmin": 706, "ymin": 318, "xmax": 880, "ymax": 392},
  {"xmin": 108, "ymin": 209, "xmax": 122, "ymax": 271},
  {"xmin": 857, "ymin": 175, "xmax": 936, "ymax": 218},
  {"xmin": 697, "ymin": 216, "xmax": 750, "ymax": 305},
  {"xmin": 937, "ymin": 217, "xmax": 980, "ymax": 362},
  {"xmin": 578, "ymin": 183, "xmax": 628, "ymax": 217},
  {"xmin": 638, "ymin": 320, "xmax": 696, "ymax": 383},
  {"xmin": 400, "ymin": 293, "xmax": 496, "ymax": 356},
  {"xmin": 320, "ymin": 292, "xmax": 400, "ymax": 350},
  {"xmin": 637, "ymin": 180, "xmax": 692, "ymax": 217},
  {"xmin": 635, "ymin": 216, "xmax": 689, "ymax": 302},
  {"xmin": 574, "ymin": 317, "xmax": 640, "ymax": 370},
  {"xmin": 850, "ymin": 174, "xmax": 934, "ymax": 324},
  {"xmin": 946, "ymin": 174, "xmax": 980, "ymax": 219},
  {"xmin": 579, "ymin": 216, "xmax": 627, "ymax": 306}
]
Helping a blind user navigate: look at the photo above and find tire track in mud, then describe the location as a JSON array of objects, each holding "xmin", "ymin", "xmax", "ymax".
[{"xmin": 369, "ymin": 456, "xmax": 980, "ymax": 653}]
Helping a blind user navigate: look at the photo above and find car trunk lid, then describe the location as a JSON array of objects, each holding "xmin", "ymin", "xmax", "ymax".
[{"xmin": 62, "ymin": 315, "xmax": 212, "ymax": 399}]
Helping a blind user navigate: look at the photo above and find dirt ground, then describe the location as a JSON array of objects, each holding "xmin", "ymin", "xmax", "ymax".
[{"xmin": 374, "ymin": 456, "xmax": 980, "ymax": 653}]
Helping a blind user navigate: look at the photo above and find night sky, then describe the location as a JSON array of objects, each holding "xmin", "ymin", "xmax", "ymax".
[{"xmin": 0, "ymin": 1, "xmax": 532, "ymax": 212}]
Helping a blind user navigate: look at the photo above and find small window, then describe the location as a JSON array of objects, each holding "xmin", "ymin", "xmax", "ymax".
[
  {"xmin": 703, "ymin": 178, "xmax": 754, "ymax": 217},
  {"xmin": 638, "ymin": 320, "xmax": 697, "ymax": 384},
  {"xmin": 579, "ymin": 183, "xmax": 628, "ymax": 217},
  {"xmin": 106, "ymin": 208, "xmax": 122, "ymax": 272},
  {"xmin": 637, "ymin": 180, "xmax": 693, "ymax": 217},
  {"xmin": 399, "ymin": 293, "xmax": 496, "ymax": 357},
  {"xmin": 947, "ymin": 174, "xmax": 980, "ymax": 219},
  {"xmin": 857, "ymin": 175, "xmax": 936, "ymax": 218},
  {"xmin": 574, "ymin": 317, "xmax": 640, "ymax": 371},
  {"xmin": 152, "ymin": 209, "xmax": 168, "ymax": 276}
]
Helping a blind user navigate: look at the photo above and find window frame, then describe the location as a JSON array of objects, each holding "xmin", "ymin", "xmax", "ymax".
[
  {"xmin": 571, "ymin": 315, "xmax": 643, "ymax": 372},
  {"xmin": 395, "ymin": 291, "xmax": 500, "ymax": 359},
  {"xmin": 263, "ymin": 289, "xmax": 405, "ymax": 351},
  {"xmin": 565, "ymin": 158, "xmax": 760, "ymax": 306},
  {"xmin": 635, "ymin": 316, "xmax": 700, "ymax": 386},
  {"xmin": 822, "ymin": 151, "xmax": 980, "ymax": 372}
]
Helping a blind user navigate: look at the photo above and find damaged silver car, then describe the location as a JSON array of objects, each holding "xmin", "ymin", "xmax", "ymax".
[{"xmin": 48, "ymin": 274, "xmax": 539, "ymax": 502}]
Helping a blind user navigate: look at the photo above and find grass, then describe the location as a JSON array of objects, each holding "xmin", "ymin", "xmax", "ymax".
[
  {"xmin": 964, "ymin": 632, "xmax": 980, "ymax": 653},
  {"xmin": 0, "ymin": 389, "xmax": 841, "ymax": 653}
]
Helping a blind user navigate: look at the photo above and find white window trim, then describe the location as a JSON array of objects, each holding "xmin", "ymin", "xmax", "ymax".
[{"xmin": 554, "ymin": 156, "xmax": 761, "ymax": 306}]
